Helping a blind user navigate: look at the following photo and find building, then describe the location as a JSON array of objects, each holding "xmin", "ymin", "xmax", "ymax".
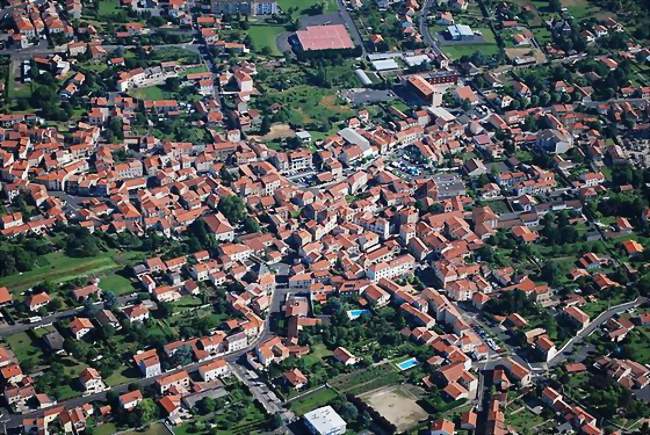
[
  {"xmin": 303, "ymin": 406, "xmax": 347, "ymax": 435},
  {"xmin": 198, "ymin": 359, "xmax": 229, "ymax": 382},
  {"xmin": 447, "ymin": 24, "xmax": 474, "ymax": 40},
  {"xmin": 536, "ymin": 128, "xmax": 574, "ymax": 154},
  {"xmin": 211, "ymin": 0, "xmax": 277, "ymax": 15},
  {"xmin": 295, "ymin": 25, "xmax": 354, "ymax": 52}
]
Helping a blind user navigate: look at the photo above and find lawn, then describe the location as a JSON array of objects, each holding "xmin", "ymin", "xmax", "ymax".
[
  {"xmin": 4, "ymin": 332, "xmax": 46, "ymax": 369},
  {"xmin": 247, "ymin": 24, "xmax": 285, "ymax": 56},
  {"xmin": 259, "ymin": 85, "xmax": 354, "ymax": 130},
  {"xmin": 128, "ymin": 86, "xmax": 175, "ymax": 101},
  {"xmin": 278, "ymin": 0, "xmax": 338, "ymax": 14},
  {"xmin": 0, "ymin": 251, "xmax": 120, "ymax": 293},
  {"xmin": 289, "ymin": 386, "xmax": 339, "ymax": 415},
  {"xmin": 99, "ymin": 272, "xmax": 136, "ymax": 296},
  {"xmin": 621, "ymin": 326, "xmax": 650, "ymax": 364},
  {"xmin": 93, "ymin": 423, "xmax": 118, "ymax": 435},
  {"xmin": 97, "ymin": 0, "xmax": 121, "ymax": 17},
  {"xmin": 505, "ymin": 398, "xmax": 554, "ymax": 433},
  {"xmin": 303, "ymin": 342, "xmax": 333, "ymax": 368},
  {"xmin": 329, "ymin": 363, "xmax": 402, "ymax": 395},
  {"xmin": 123, "ymin": 422, "xmax": 171, "ymax": 435},
  {"xmin": 441, "ymin": 43, "xmax": 500, "ymax": 60}
]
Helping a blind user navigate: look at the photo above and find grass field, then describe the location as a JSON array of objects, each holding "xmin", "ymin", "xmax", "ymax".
[
  {"xmin": 303, "ymin": 343, "xmax": 333, "ymax": 368},
  {"xmin": 99, "ymin": 272, "xmax": 136, "ymax": 296},
  {"xmin": 278, "ymin": 0, "xmax": 338, "ymax": 14},
  {"xmin": 289, "ymin": 386, "xmax": 339, "ymax": 415},
  {"xmin": 97, "ymin": 0, "xmax": 121, "ymax": 17},
  {"xmin": 5, "ymin": 332, "xmax": 46, "ymax": 368},
  {"xmin": 123, "ymin": 422, "xmax": 171, "ymax": 435},
  {"xmin": 247, "ymin": 24, "xmax": 285, "ymax": 56},
  {"xmin": 0, "ymin": 251, "xmax": 120, "ymax": 292},
  {"xmin": 330, "ymin": 363, "xmax": 402, "ymax": 395},
  {"xmin": 128, "ymin": 86, "xmax": 176, "ymax": 101},
  {"xmin": 261, "ymin": 85, "xmax": 354, "ymax": 129},
  {"xmin": 622, "ymin": 326, "xmax": 650, "ymax": 364},
  {"xmin": 440, "ymin": 27, "xmax": 500, "ymax": 60}
]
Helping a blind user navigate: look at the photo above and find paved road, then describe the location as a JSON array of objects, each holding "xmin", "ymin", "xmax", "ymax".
[
  {"xmin": 535, "ymin": 297, "xmax": 646, "ymax": 370},
  {"xmin": 0, "ymin": 294, "xmax": 137, "ymax": 338},
  {"xmin": 418, "ymin": 0, "xmax": 443, "ymax": 56},
  {"xmin": 335, "ymin": 0, "xmax": 366, "ymax": 57}
]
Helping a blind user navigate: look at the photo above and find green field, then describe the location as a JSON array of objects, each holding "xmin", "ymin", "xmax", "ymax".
[
  {"xmin": 247, "ymin": 24, "xmax": 285, "ymax": 56},
  {"xmin": 123, "ymin": 422, "xmax": 171, "ymax": 435},
  {"xmin": 622, "ymin": 326, "xmax": 650, "ymax": 364},
  {"xmin": 329, "ymin": 363, "xmax": 402, "ymax": 395},
  {"xmin": 0, "ymin": 251, "xmax": 120, "ymax": 292},
  {"xmin": 289, "ymin": 386, "xmax": 339, "ymax": 415},
  {"xmin": 128, "ymin": 86, "xmax": 176, "ymax": 101},
  {"xmin": 97, "ymin": 0, "xmax": 121, "ymax": 17},
  {"xmin": 278, "ymin": 0, "xmax": 338, "ymax": 14},
  {"xmin": 4, "ymin": 332, "xmax": 46, "ymax": 368},
  {"xmin": 99, "ymin": 272, "xmax": 136, "ymax": 296},
  {"xmin": 303, "ymin": 343, "xmax": 333, "ymax": 367},
  {"xmin": 440, "ymin": 27, "xmax": 500, "ymax": 60},
  {"xmin": 259, "ymin": 85, "xmax": 354, "ymax": 129}
]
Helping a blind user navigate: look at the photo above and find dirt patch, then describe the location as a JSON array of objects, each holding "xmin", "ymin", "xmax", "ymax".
[
  {"xmin": 320, "ymin": 95, "xmax": 347, "ymax": 113},
  {"xmin": 249, "ymin": 123, "xmax": 296, "ymax": 141},
  {"xmin": 505, "ymin": 47, "xmax": 547, "ymax": 64},
  {"xmin": 358, "ymin": 384, "xmax": 428, "ymax": 433}
]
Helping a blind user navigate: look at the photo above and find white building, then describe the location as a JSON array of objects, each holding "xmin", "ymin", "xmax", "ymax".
[{"xmin": 304, "ymin": 406, "xmax": 347, "ymax": 435}]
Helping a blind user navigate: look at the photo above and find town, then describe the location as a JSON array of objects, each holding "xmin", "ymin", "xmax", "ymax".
[{"xmin": 0, "ymin": 0, "xmax": 648, "ymax": 433}]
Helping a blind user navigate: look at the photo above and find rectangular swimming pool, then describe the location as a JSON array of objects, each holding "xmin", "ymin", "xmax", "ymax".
[
  {"xmin": 347, "ymin": 309, "xmax": 370, "ymax": 320},
  {"xmin": 396, "ymin": 357, "xmax": 419, "ymax": 371}
]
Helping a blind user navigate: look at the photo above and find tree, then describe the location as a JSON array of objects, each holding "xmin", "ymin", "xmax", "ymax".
[
  {"xmin": 104, "ymin": 291, "xmax": 118, "ymax": 309},
  {"xmin": 197, "ymin": 397, "xmax": 217, "ymax": 415},
  {"xmin": 218, "ymin": 195, "xmax": 247, "ymax": 225},
  {"xmin": 541, "ymin": 261, "xmax": 564, "ymax": 286},
  {"xmin": 260, "ymin": 114, "xmax": 271, "ymax": 134}
]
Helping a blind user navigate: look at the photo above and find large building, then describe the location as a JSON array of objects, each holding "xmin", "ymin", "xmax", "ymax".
[
  {"xmin": 211, "ymin": 0, "xmax": 277, "ymax": 16},
  {"xmin": 295, "ymin": 24, "xmax": 354, "ymax": 52},
  {"xmin": 447, "ymin": 24, "xmax": 474, "ymax": 40},
  {"xmin": 304, "ymin": 406, "xmax": 347, "ymax": 435}
]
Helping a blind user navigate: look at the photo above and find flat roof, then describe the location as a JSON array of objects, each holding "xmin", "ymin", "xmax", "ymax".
[
  {"xmin": 296, "ymin": 24, "xmax": 354, "ymax": 51},
  {"xmin": 448, "ymin": 24, "xmax": 473, "ymax": 37},
  {"xmin": 304, "ymin": 406, "xmax": 347, "ymax": 434},
  {"xmin": 371, "ymin": 58, "xmax": 399, "ymax": 71},
  {"xmin": 403, "ymin": 54, "xmax": 430, "ymax": 67}
]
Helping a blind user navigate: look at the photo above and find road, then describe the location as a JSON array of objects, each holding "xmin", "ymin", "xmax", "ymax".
[
  {"xmin": 418, "ymin": 0, "xmax": 443, "ymax": 56},
  {"xmin": 535, "ymin": 297, "xmax": 646, "ymax": 369},
  {"xmin": 335, "ymin": 0, "xmax": 366, "ymax": 57},
  {"xmin": 0, "ymin": 294, "xmax": 137, "ymax": 338}
]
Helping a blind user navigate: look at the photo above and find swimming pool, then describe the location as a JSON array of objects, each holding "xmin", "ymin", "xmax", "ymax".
[
  {"xmin": 396, "ymin": 357, "xmax": 418, "ymax": 371},
  {"xmin": 346, "ymin": 309, "xmax": 370, "ymax": 320}
]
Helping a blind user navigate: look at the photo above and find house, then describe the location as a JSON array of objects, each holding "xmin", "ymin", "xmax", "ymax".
[
  {"xmin": 69, "ymin": 317, "xmax": 94, "ymax": 340},
  {"xmin": 504, "ymin": 358, "xmax": 531, "ymax": 386},
  {"xmin": 284, "ymin": 368, "xmax": 308, "ymax": 389},
  {"xmin": 431, "ymin": 419, "xmax": 455, "ymax": 435},
  {"xmin": 333, "ymin": 347, "xmax": 359, "ymax": 366},
  {"xmin": 563, "ymin": 306, "xmax": 590, "ymax": 330},
  {"xmin": 133, "ymin": 349, "xmax": 162, "ymax": 378},
  {"xmin": 157, "ymin": 370, "xmax": 191, "ymax": 394},
  {"xmin": 79, "ymin": 367, "xmax": 106, "ymax": 394},
  {"xmin": 27, "ymin": 292, "xmax": 50, "ymax": 312},
  {"xmin": 123, "ymin": 303, "xmax": 150, "ymax": 323},
  {"xmin": 198, "ymin": 358, "xmax": 229, "ymax": 382},
  {"xmin": 119, "ymin": 390, "xmax": 143, "ymax": 411},
  {"xmin": 0, "ymin": 287, "xmax": 13, "ymax": 306}
]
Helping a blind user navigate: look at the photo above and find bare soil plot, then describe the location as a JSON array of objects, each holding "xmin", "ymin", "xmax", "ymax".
[{"xmin": 358, "ymin": 384, "xmax": 428, "ymax": 433}]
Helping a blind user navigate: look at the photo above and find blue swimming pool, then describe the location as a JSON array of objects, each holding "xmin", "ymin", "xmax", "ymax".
[
  {"xmin": 396, "ymin": 357, "xmax": 418, "ymax": 371},
  {"xmin": 347, "ymin": 309, "xmax": 370, "ymax": 320}
]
